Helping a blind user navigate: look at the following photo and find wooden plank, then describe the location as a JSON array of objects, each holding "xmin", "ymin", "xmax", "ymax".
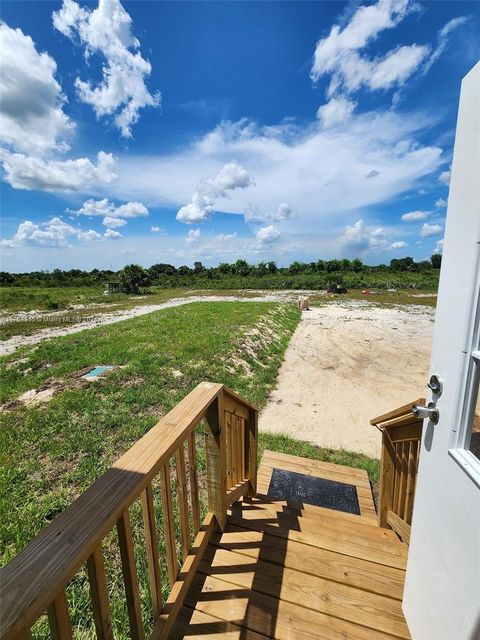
[
  {"xmin": 388, "ymin": 423, "xmax": 422, "ymax": 443},
  {"xmin": 86, "ymin": 545, "xmax": 114, "ymax": 640},
  {"xmin": 187, "ymin": 432, "xmax": 200, "ymax": 535},
  {"xmin": 0, "ymin": 381, "xmax": 224, "ymax": 640},
  {"xmin": 198, "ymin": 545, "xmax": 410, "ymax": 638},
  {"xmin": 404, "ymin": 441, "xmax": 418, "ymax": 524},
  {"xmin": 47, "ymin": 591, "xmax": 72, "ymax": 640},
  {"xmin": 226, "ymin": 479, "xmax": 250, "ymax": 506},
  {"xmin": 378, "ymin": 431, "xmax": 396, "ymax": 528},
  {"xmin": 229, "ymin": 514, "xmax": 408, "ymax": 569},
  {"xmin": 117, "ymin": 510, "xmax": 144, "ymax": 640},
  {"xmin": 377, "ymin": 414, "xmax": 423, "ymax": 430},
  {"xmin": 397, "ymin": 442, "xmax": 409, "ymax": 519},
  {"xmin": 159, "ymin": 463, "xmax": 178, "ymax": 589},
  {"xmin": 370, "ymin": 398, "xmax": 425, "ymax": 426},
  {"xmin": 152, "ymin": 513, "xmax": 215, "ymax": 640},
  {"xmin": 262, "ymin": 449, "xmax": 368, "ymax": 480},
  {"xmin": 16, "ymin": 630, "xmax": 32, "ymax": 640},
  {"xmin": 223, "ymin": 386, "xmax": 257, "ymax": 412},
  {"xmin": 185, "ymin": 572, "xmax": 405, "ymax": 640},
  {"xmin": 246, "ymin": 408, "xmax": 258, "ymax": 497},
  {"xmin": 141, "ymin": 484, "xmax": 163, "ymax": 620},
  {"xmin": 386, "ymin": 511, "xmax": 411, "ymax": 544},
  {"xmin": 224, "ymin": 395, "xmax": 249, "ymax": 420},
  {"xmin": 248, "ymin": 494, "xmax": 381, "ymax": 527},
  {"xmin": 213, "ymin": 523, "xmax": 406, "ymax": 600},
  {"xmin": 205, "ymin": 395, "xmax": 228, "ymax": 530},
  {"xmin": 237, "ymin": 499, "xmax": 396, "ymax": 540},
  {"xmin": 170, "ymin": 606, "xmax": 268, "ymax": 640},
  {"xmin": 224, "ymin": 411, "xmax": 233, "ymax": 489},
  {"xmin": 175, "ymin": 446, "xmax": 191, "ymax": 561}
]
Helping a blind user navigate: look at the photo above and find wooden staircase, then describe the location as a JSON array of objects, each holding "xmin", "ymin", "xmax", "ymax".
[
  {"xmin": 0, "ymin": 384, "xmax": 421, "ymax": 640},
  {"xmin": 170, "ymin": 450, "xmax": 410, "ymax": 639}
]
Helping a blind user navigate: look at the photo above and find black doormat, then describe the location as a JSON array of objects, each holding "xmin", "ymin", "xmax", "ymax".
[{"xmin": 267, "ymin": 468, "xmax": 360, "ymax": 515}]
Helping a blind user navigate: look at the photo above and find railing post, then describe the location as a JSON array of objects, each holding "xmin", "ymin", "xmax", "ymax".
[
  {"xmin": 246, "ymin": 407, "xmax": 258, "ymax": 497},
  {"xmin": 378, "ymin": 430, "xmax": 395, "ymax": 528},
  {"xmin": 205, "ymin": 390, "xmax": 228, "ymax": 530}
]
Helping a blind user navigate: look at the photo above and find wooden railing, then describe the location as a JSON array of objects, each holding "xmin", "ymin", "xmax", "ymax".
[
  {"xmin": 371, "ymin": 398, "xmax": 425, "ymax": 543},
  {"xmin": 0, "ymin": 382, "xmax": 258, "ymax": 640}
]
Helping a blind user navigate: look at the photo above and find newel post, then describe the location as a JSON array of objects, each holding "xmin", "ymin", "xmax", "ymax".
[
  {"xmin": 205, "ymin": 390, "xmax": 228, "ymax": 530},
  {"xmin": 246, "ymin": 407, "xmax": 258, "ymax": 497},
  {"xmin": 378, "ymin": 428, "xmax": 395, "ymax": 528}
]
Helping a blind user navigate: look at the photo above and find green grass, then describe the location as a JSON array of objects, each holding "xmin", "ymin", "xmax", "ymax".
[{"xmin": 0, "ymin": 300, "xmax": 381, "ymax": 638}]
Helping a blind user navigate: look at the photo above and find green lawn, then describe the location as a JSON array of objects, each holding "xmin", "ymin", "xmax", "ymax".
[{"xmin": 0, "ymin": 300, "xmax": 379, "ymax": 638}]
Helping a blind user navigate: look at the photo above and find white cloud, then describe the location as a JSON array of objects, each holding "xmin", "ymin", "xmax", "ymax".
[
  {"xmin": 114, "ymin": 115, "xmax": 442, "ymax": 232},
  {"xmin": 186, "ymin": 228, "xmax": 201, "ymax": 243},
  {"xmin": 0, "ymin": 150, "xmax": 117, "ymax": 191},
  {"xmin": 216, "ymin": 232, "xmax": 237, "ymax": 242},
  {"xmin": 434, "ymin": 238, "xmax": 444, "ymax": 254},
  {"xmin": 402, "ymin": 210, "xmax": 430, "ymax": 221},
  {"xmin": 421, "ymin": 222, "xmax": 443, "ymax": 237},
  {"xmin": 176, "ymin": 162, "xmax": 253, "ymax": 223},
  {"xmin": 102, "ymin": 216, "xmax": 126, "ymax": 228},
  {"xmin": 245, "ymin": 201, "xmax": 295, "ymax": 223},
  {"xmin": 2, "ymin": 216, "xmax": 101, "ymax": 248},
  {"xmin": 256, "ymin": 225, "xmax": 280, "ymax": 245},
  {"xmin": 435, "ymin": 197, "xmax": 447, "ymax": 208},
  {"xmin": 340, "ymin": 218, "xmax": 406, "ymax": 254},
  {"xmin": 0, "ymin": 22, "xmax": 74, "ymax": 156},
  {"xmin": 317, "ymin": 96, "xmax": 356, "ymax": 128},
  {"xmin": 53, "ymin": 0, "xmax": 160, "ymax": 137},
  {"xmin": 311, "ymin": 0, "xmax": 466, "ymax": 106},
  {"xmin": 150, "ymin": 226, "xmax": 164, "ymax": 233},
  {"xmin": 104, "ymin": 228, "xmax": 122, "ymax": 239},
  {"xmin": 438, "ymin": 169, "xmax": 451, "ymax": 185}
]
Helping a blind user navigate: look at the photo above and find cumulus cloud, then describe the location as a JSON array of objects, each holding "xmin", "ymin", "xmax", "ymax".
[
  {"xmin": 340, "ymin": 219, "xmax": 405, "ymax": 254},
  {"xmin": 435, "ymin": 198, "xmax": 447, "ymax": 208},
  {"xmin": 0, "ymin": 22, "xmax": 74, "ymax": 155},
  {"xmin": 402, "ymin": 210, "xmax": 430, "ymax": 221},
  {"xmin": 104, "ymin": 228, "xmax": 122, "ymax": 239},
  {"xmin": 245, "ymin": 201, "xmax": 295, "ymax": 223},
  {"xmin": 438, "ymin": 169, "xmax": 451, "ymax": 185},
  {"xmin": 256, "ymin": 225, "xmax": 280, "ymax": 246},
  {"xmin": 72, "ymin": 198, "xmax": 148, "ymax": 225},
  {"xmin": 176, "ymin": 162, "xmax": 253, "ymax": 223},
  {"xmin": 185, "ymin": 228, "xmax": 201, "ymax": 243},
  {"xmin": 1, "ymin": 217, "xmax": 102, "ymax": 248},
  {"xmin": 0, "ymin": 150, "xmax": 117, "ymax": 191},
  {"xmin": 316, "ymin": 96, "xmax": 356, "ymax": 128},
  {"xmin": 216, "ymin": 232, "xmax": 237, "ymax": 242},
  {"xmin": 434, "ymin": 238, "xmax": 444, "ymax": 254},
  {"xmin": 311, "ymin": 0, "xmax": 467, "ymax": 114},
  {"xmin": 421, "ymin": 222, "xmax": 443, "ymax": 237},
  {"xmin": 150, "ymin": 226, "xmax": 164, "ymax": 233},
  {"xmin": 53, "ymin": 0, "xmax": 160, "ymax": 137}
]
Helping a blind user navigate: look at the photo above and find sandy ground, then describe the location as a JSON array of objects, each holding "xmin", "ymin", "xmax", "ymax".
[
  {"xmin": 0, "ymin": 291, "xmax": 311, "ymax": 356},
  {"xmin": 259, "ymin": 301, "xmax": 434, "ymax": 458}
]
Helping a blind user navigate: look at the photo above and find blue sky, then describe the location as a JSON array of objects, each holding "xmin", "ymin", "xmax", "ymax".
[{"xmin": 1, "ymin": 0, "xmax": 479, "ymax": 272}]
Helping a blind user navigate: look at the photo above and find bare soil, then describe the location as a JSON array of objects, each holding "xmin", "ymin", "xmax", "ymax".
[{"xmin": 259, "ymin": 301, "xmax": 434, "ymax": 458}]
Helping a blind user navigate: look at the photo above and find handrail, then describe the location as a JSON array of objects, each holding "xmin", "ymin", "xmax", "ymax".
[
  {"xmin": 372, "ymin": 399, "xmax": 425, "ymax": 543},
  {"xmin": 0, "ymin": 381, "xmax": 258, "ymax": 640}
]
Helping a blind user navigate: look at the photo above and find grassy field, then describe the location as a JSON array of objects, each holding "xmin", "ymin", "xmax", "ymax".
[{"xmin": 0, "ymin": 300, "xmax": 380, "ymax": 637}]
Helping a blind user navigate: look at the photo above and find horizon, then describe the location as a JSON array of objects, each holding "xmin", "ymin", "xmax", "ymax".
[{"xmin": 1, "ymin": 0, "xmax": 479, "ymax": 272}]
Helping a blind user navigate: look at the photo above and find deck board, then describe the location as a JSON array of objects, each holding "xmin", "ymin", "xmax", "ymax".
[{"xmin": 172, "ymin": 450, "xmax": 410, "ymax": 639}]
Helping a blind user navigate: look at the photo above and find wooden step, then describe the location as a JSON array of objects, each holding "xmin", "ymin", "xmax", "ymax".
[
  {"xmin": 229, "ymin": 513, "xmax": 408, "ymax": 569},
  {"xmin": 185, "ymin": 571, "xmax": 407, "ymax": 640},
  {"xmin": 212, "ymin": 523, "xmax": 406, "ymax": 599},
  {"xmin": 197, "ymin": 544, "xmax": 410, "ymax": 638},
  {"xmin": 170, "ymin": 607, "xmax": 268, "ymax": 639},
  {"xmin": 238, "ymin": 497, "xmax": 397, "ymax": 540},
  {"xmin": 262, "ymin": 450, "xmax": 369, "ymax": 480}
]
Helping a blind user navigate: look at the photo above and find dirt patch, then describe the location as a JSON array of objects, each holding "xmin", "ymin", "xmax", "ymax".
[{"xmin": 259, "ymin": 301, "xmax": 434, "ymax": 458}]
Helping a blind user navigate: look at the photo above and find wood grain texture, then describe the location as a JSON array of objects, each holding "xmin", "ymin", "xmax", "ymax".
[
  {"xmin": 116, "ymin": 510, "xmax": 144, "ymax": 640},
  {"xmin": 205, "ymin": 396, "xmax": 228, "ymax": 530},
  {"xmin": 86, "ymin": 545, "xmax": 114, "ymax": 640},
  {"xmin": 159, "ymin": 463, "xmax": 178, "ymax": 589},
  {"xmin": 141, "ymin": 484, "xmax": 163, "ymax": 620},
  {"xmin": 175, "ymin": 446, "xmax": 191, "ymax": 560},
  {"xmin": 47, "ymin": 591, "xmax": 72, "ymax": 640},
  {"xmin": 187, "ymin": 432, "xmax": 201, "ymax": 534}
]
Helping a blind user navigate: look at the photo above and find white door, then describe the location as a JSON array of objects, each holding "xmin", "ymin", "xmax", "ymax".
[{"xmin": 403, "ymin": 62, "xmax": 480, "ymax": 640}]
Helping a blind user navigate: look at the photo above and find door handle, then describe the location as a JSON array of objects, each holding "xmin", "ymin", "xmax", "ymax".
[{"xmin": 412, "ymin": 401, "xmax": 440, "ymax": 424}]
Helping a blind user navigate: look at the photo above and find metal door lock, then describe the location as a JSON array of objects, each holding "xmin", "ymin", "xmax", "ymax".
[
  {"xmin": 412, "ymin": 401, "xmax": 440, "ymax": 424},
  {"xmin": 427, "ymin": 374, "xmax": 443, "ymax": 396}
]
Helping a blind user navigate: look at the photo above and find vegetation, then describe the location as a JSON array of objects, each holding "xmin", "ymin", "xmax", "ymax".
[{"xmin": 0, "ymin": 254, "xmax": 442, "ymax": 294}]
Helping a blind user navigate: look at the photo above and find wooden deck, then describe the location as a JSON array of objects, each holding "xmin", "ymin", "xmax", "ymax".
[{"xmin": 172, "ymin": 450, "xmax": 410, "ymax": 639}]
